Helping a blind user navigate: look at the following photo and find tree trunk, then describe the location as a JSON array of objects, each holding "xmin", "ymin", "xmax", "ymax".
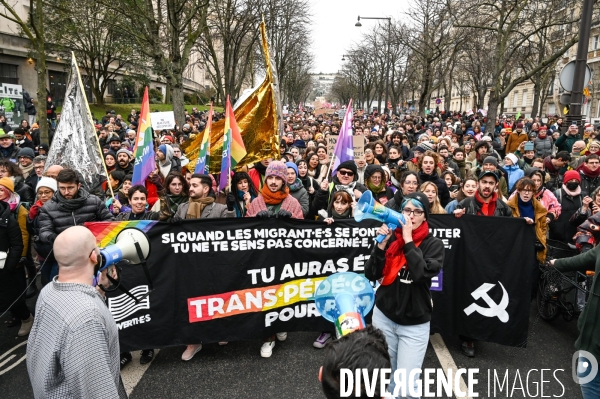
[
  {"xmin": 34, "ymin": 0, "xmax": 49, "ymax": 144},
  {"xmin": 171, "ymin": 82, "xmax": 185, "ymax": 128},
  {"xmin": 531, "ymin": 75, "xmax": 541, "ymax": 119},
  {"xmin": 486, "ymin": 95, "xmax": 499, "ymax": 134}
]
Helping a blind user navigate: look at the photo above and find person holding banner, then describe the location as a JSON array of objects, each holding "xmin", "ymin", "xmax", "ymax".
[
  {"xmin": 173, "ymin": 173, "xmax": 235, "ymax": 361},
  {"xmin": 365, "ymin": 192, "xmax": 444, "ymax": 398},
  {"xmin": 246, "ymin": 161, "xmax": 303, "ymax": 357}
]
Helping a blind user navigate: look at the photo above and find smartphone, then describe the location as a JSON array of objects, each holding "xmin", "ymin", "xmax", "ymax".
[{"xmin": 449, "ymin": 185, "xmax": 459, "ymax": 192}]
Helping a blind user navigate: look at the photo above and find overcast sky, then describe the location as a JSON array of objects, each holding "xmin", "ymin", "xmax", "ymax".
[{"xmin": 308, "ymin": 0, "xmax": 412, "ymax": 74}]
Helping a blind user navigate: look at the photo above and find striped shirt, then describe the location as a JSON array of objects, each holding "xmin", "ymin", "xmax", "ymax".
[{"xmin": 26, "ymin": 278, "xmax": 127, "ymax": 398}]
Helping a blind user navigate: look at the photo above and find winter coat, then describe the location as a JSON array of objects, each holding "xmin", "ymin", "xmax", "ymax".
[
  {"xmin": 457, "ymin": 196, "xmax": 513, "ymax": 217},
  {"xmin": 506, "ymin": 132, "xmax": 529, "ymax": 154},
  {"xmin": 0, "ymin": 144, "xmax": 19, "ymax": 161},
  {"xmin": 385, "ymin": 189, "xmax": 404, "ymax": 212},
  {"xmin": 115, "ymin": 211, "xmax": 160, "ymax": 221},
  {"xmin": 579, "ymin": 171, "xmax": 600, "ymax": 196},
  {"xmin": 14, "ymin": 177, "xmax": 34, "ymax": 204},
  {"xmin": 312, "ymin": 179, "xmax": 368, "ymax": 214},
  {"xmin": 246, "ymin": 194, "xmax": 304, "ymax": 219},
  {"xmin": 418, "ymin": 171, "xmax": 451, "ymax": 207},
  {"xmin": 505, "ymin": 165, "xmax": 525, "ymax": 193},
  {"xmin": 534, "ymin": 136, "xmax": 553, "ymax": 158},
  {"xmin": 173, "ymin": 201, "xmax": 234, "ymax": 221},
  {"xmin": 38, "ymin": 189, "xmax": 114, "ymax": 245},
  {"xmin": 507, "ymin": 195, "xmax": 548, "ymax": 262},
  {"xmin": 0, "ymin": 201, "xmax": 25, "ymax": 311},
  {"xmin": 289, "ymin": 185, "xmax": 310, "ymax": 218},
  {"xmin": 555, "ymin": 133, "xmax": 578, "ymax": 154},
  {"xmin": 551, "ymin": 188, "xmax": 586, "ymax": 244}
]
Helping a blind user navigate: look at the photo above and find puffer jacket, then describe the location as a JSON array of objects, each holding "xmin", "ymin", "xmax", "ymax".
[
  {"xmin": 38, "ymin": 188, "xmax": 114, "ymax": 244},
  {"xmin": 534, "ymin": 136, "xmax": 553, "ymax": 158},
  {"xmin": 0, "ymin": 201, "xmax": 25, "ymax": 311},
  {"xmin": 418, "ymin": 171, "xmax": 450, "ymax": 207},
  {"xmin": 14, "ymin": 177, "xmax": 34, "ymax": 204}
]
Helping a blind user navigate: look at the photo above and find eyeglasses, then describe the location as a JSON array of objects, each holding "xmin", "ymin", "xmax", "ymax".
[
  {"xmin": 37, "ymin": 190, "xmax": 53, "ymax": 197},
  {"xmin": 338, "ymin": 170, "xmax": 355, "ymax": 177},
  {"xmin": 402, "ymin": 208, "xmax": 424, "ymax": 216},
  {"xmin": 521, "ymin": 189, "xmax": 534, "ymax": 193}
]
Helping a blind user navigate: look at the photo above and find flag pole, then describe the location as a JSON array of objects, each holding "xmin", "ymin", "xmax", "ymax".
[{"xmin": 72, "ymin": 51, "xmax": 114, "ymax": 200}]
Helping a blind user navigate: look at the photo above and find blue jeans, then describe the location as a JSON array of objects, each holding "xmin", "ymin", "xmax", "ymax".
[
  {"xmin": 578, "ymin": 357, "xmax": 600, "ymax": 399},
  {"xmin": 372, "ymin": 306, "xmax": 430, "ymax": 399}
]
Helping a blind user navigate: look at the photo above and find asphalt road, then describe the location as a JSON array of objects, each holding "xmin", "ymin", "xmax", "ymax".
[{"xmin": 0, "ymin": 280, "xmax": 585, "ymax": 399}]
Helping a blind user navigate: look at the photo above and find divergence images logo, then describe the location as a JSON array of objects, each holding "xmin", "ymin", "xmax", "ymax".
[
  {"xmin": 108, "ymin": 285, "xmax": 150, "ymax": 322},
  {"xmin": 464, "ymin": 282, "xmax": 509, "ymax": 323},
  {"xmin": 572, "ymin": 350, "xmax": 599, "ymax": 385}
]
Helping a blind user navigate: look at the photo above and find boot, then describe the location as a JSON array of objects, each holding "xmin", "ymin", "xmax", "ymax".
[
  {"xmin": 18, "ymin": 315, "xmax": 34, "ymax": 337},
  {"xmin": 26, "ymin": 276, "xmax": 38, "ymax": 298}
]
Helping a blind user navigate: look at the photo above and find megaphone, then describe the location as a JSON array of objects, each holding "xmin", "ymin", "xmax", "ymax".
[
  {"xmin": 98, "ymin": 228, "xmax": 151, "ymax": 271},
  {"xmin": 95, "ymin": 228, "xmax": 152, "ymax": 303},
  {"xmin": 354, "ymin": 190, "xmax": 405, "ymax": 243},
  {"xmin": 314, "ymin": 272, "xmax": 375, "ymax": 338}
]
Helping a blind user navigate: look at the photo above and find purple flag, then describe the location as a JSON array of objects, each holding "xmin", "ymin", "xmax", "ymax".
[{"xmin": 331, "ymin": 99, "xmax": 354, "ymax": 175}]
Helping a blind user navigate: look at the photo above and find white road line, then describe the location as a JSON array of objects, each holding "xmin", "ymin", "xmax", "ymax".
[
  {"xmin": 430, "ymin": 333, "xmax": 472, "ymax": 399},
  {"xmin": 0, "ymin": 340, "xmax": 27, "ymax": 361},
  {"xmin": 0, "ymin": 355, "xmax": 26, "ymax": 375},
  {"xmin": 121, "ymin": 350, "xmax": 160, "ymax": 395},
  {"xmin": 0, "ymin": 354, "xmax": 15, "ymax": 368}
]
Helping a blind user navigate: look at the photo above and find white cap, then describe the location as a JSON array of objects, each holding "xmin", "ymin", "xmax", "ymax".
[{"xmin": 36, "ymin": 176, "xmax": 57, "ymax": 193}]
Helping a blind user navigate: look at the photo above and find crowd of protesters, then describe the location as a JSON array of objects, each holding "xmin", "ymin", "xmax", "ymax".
[{"xmin": 3, "ymin": 104, "xmax": 600, "ymax": 397}]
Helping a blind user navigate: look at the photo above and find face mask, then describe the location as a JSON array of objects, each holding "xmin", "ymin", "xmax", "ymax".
[{"xmin": 566, "ymin": 182, "xmax": 580, "ymax": 190}]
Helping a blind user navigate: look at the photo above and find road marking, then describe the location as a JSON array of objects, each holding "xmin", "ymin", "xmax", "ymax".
[
  {"xmin": 121, "ymin": 350, "xmax": 160, "ymax": 395},
  {"xmin": 0, "ymin": 355, "xmax": 26, "ymax": 375},
  {"xmin": 0, "ymin": 355, "xmax": 15, "ymax": 368},
  {"xmin": 0, "ymin": 340, "xmax": 27, "ymax": 361},
  {"xmin": 430, "ymin": 333, "xmax": 472, "ymax": 399},
  {"xmin": 0, "ymin": 340, "xmax": 28, "ymax": 375}
]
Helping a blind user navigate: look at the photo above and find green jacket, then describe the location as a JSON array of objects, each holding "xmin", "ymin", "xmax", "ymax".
[{"xmin": 554, "ymin": 245, "xmax": 600, "ymax": 359}]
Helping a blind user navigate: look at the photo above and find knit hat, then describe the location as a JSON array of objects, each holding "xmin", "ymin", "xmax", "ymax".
[
  {"xmin": 117, "ymin": 148, "xmax": 132, "ymax": 157},
  {"xmin": 0, "ymin": 177, "xmax": 14, "ymax": 193},
  {"xmin": 482, "ymin": 156, "xmax": 498, "ymax": 167},
  {"xmin": 292, "ymin": 139, "xmax": 306, "ymax": 149},
  {"xmin": 403, "ymin": 192, "xmax": 430, "ymax": 220},
  {"xmin": 285, "ymin": 161, "xmax": 298, "ymax": 177},
  {"xmin": 539, "ymin": 125, "xmax": 548, "ymax": 131},
  {"xmin": 420, "ymin": 141, "xmax": 434, "ymax": 152},
  {"xmin": 517, "ymin": 123, "xmax": 524, "ymax": 128},
  {"xmin": 336, "ymin": 160, "xmax": 358, "ymax": 178},
  {"xmin": 160, "ymin": 135, "xmax": 174, "ymax": 143},
  {"xmin": 364, "ymin": 164, "xmax": 384, "ymax": 181},
  {"xmin": 38, "ymin": 143, "xmax": 49, "ymax": 153},
  {"xmin": 35, "ymin": 176, "xmax": 57, "ymax": 193},
  {"xmin": 563, "ymin": 170, "xmax": 581, "ymax": 184},
  {"xmin": 108, "ymin": 135, "xmax": 122, "ymax": 143},
  {"xmin": 158, "ymin": 144, "xmax": 167, "ymax": 155},
  {"xmin": 505, "ymin": 153, "xmax": 518, "ymax": 166},
  {"xmin": 18, "ymin": 147, "xmax": 35, "ymax": 160},
  {"xmin": 265, "ymin": 161, "xmax": 288, "ymax": 182}
]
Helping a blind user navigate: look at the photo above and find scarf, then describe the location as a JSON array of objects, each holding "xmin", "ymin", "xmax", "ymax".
[
  {"xmin": 288, "ymin": 178, "xmax": 304, "ymax": 192},
  {"xmin": 543, "ymin": 157, "xmax": 558, "ymax": 174},
  {"xmin": 29, "ymin": 199, "xmax": 44, "ymax": 219},
  {"xmin": 299, "ymin": 175, "xmax": 311, "ymax": 191},
  {"xmin": 186, "ymin": 197, "xmax": 215, "ymax": 219},
  {"xmin": 2, "ymin": 191, "xmax": 20, "ymax": 212},
  {"xmin": 366, "ymin": 180, "xmax": 386, "ymax": 195},
  {"xmin": 254, "ymin": 161, "xmax": 268, "ymax": 177},
  {"xmin": 331, "ymin": 207, "xmax": 351, "ymax": 219},
  {"xmin": 261, "ymin": 184, "xmax": 289, "ymax": 205},
  {"xmin": 19, "ymin": 162, "xmax": 34, "ymax": 178},
  {"xmin": 56, "ymin": 189, "xmax": 89, "ymax": 212},
  {"xmin": 517, "ymin": 196, "xmax": 534, "ymax": 219},
  {"xmin": 474, "ymin": 190, "xmax": 497, "ymax": 216},
  {"xmin": 334, "ymin": 180, "xmax": 357, "ymax": 199},
  {"xmin": 308, "ymin": 164, "xmax": 322, "ymax": 180},
  {"xmin": 562, "ymin": 184, "xmax": 581, "ymax": 197},
  {"xmin": 578, "ymin": 163, "xmax": 600, "ymax": 178},
  {"xmin": 381, "ymin": 221, "xmax": 430, "ymax": 286},
  {"xmin": 166, "ymin": 194, "xmax": 187, "ymax": 214}
]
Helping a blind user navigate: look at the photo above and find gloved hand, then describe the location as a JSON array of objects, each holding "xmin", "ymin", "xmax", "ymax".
[
  {"xmin": 277, "ymin": 209, "xmax": 292, "ymax": 218},
  {"xmin": 256, "ymin": 210, "xmax": 270, "ymax": 218},
  {"xmin": 226, "ymin": 193, "xmax": 236, "ymax": 211}
]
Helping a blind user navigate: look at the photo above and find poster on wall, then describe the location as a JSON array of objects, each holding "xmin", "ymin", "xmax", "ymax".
[{"xmin": 0, "ymin": 83, "xmax": 25, "ymax": 129}]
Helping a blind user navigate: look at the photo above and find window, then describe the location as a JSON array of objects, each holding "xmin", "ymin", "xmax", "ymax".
[
  {"xmin": 513, "ymin": 91, "xmax": 519, "ymax": 108},
  {"xmin": 548, "ymin": 80, "xmax": 554, "ymax": 95},
  {"xmin": 548, "ymin": 103, "xmax": 556, "ymax": 115},
  {"xmin": 107, "ymin": 80, "xmax": 116, "ymax": 95},
  {"xmin": 522, "ymin": 90, "xmax": 528, "ymax": 107},
  {"xmin": 594, "ymin": 36, "xmax": 599, "ymax": 50},
  {"xmin": 0, "ymin": 63, "xmax": 18, "ymax": 85}
]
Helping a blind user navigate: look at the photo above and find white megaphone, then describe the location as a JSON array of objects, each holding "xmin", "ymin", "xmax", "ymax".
[
  {"xmin": 355, "ymin": 190, "xmax": 405, "ymax": 243},
  {"xmin": 98, "ymin": 228, "xmax": 151, "ymax": 272},
  {"xmin": 314, "ymin": 272, "xmax": 375, "ymax": 338}
]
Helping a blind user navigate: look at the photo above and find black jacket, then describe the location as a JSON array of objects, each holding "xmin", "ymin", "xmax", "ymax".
[
  {"xmin": 0, "ymin": 201, "xmax": 25, "ymax": 311},
  {"xmin": 14, "ymin": 177, "xmax": 34, "ymax": 204},
  {"xmin": 312, "ymin": 178, "xmax": 367, "ymax": 215},
  {"xmin": 116, "ymin": 211, "xmax": 160, "ymax": 221},
  {"xmin": 579, "ymin": 171, "xmax": 600, "ymax": 196},
  {"xmin": 551, "ymin": 188, "xmax": 586, "ymax": 244},
  {"xmin": 385, "ymin": 189, "xmax": 404, "ymax": 212},
  {"xmin": 365, "ymin": 234, "xmax": 444, "ymax": 325},
  {"xmin": 418, "ymin": 171, "xmax": 451, "ymax": 207},
  {"xmin": 38, "ymin": 188, "xmax": 114, "ymax": 244},
  {"xmin": 457, "ymin": 196, "xmax": 512, "ymax": 216}
]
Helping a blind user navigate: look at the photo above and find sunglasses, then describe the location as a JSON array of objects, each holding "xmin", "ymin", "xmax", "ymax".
[{"xmin": 338, "ymin": 170, "xmax": 355, "ymax": 177}]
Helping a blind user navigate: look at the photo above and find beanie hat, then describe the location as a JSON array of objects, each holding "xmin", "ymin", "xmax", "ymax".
[
  {"xmin": 158, "ymin": 144, "xmax": 167, "ymax": 155},
  {"xmin": 403, "ymin": 192, "xmax": 430, "ymax": 220},
  {"xmin": 563, "ymin": 170, "xmax": 581, "ymax": 184},
  {"xmin": 482, "ymin": 156, "xmax": 498, "ymax": 167},
  {"xmin": 419, "ymin": 141, "xmax": 434, "ymax": 152},
  {"xmin": 285, "ymin": 161, "xmax": 298, "ymax": 177},
  {"xmin": 265, "ymin": 161, "xmax": 288, "ymax": 182},
  {"xmin": 109, "ymin": 135, "xmax": 122, "ymax": 143},
  {"xmin": 18, "ymin": 147, "xmax": 35, "ymax": 160},
  {"xmin": 0, "ymin": 177, "xmax": 14, "ymax": 193},
  {"xmin": 336, "ymin": 160, "xmax": 358, "ymax": 179},
  {"xmin": 517, "ymin": 123, "xmax": 524, "ymax": 128},
  {"xmin": 539, "ymin": 125, "xmax": 547, "ymax": 131},
  {"xmin": 35, "ymin": 176, "xmax": 57, "ymax": 193},
  {"xmin": 38, "ymin": 143, "xmax": 49, "ymax": 153},
  {"xmin": 117, "ymin": 148, "xmax": 132, "ymax": 157},
  {"xmin": 415, "ymin": 145, "xmax": 426, "ymax": 153},
  {"xmin": 505, "ymin": 153, "xmax": 518, "ymax": 166},
  {"xmin": 364, "ymin": 164, "xmax": 384, "ymax": 181}
]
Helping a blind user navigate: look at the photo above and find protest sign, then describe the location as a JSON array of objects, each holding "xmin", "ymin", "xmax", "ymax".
[
  {"xmin": 87, "ymin": 215, "xmax": 534, "ymax": 352},
  {"xmin": 150, "ymin": 111, "xmax": 175, "ymax": 130},
  {"xmin": 353, "ymin": 136, "xmax": 365, "ymax": 161},
  {"xmin": 326, "ymin": 134, "xmax": 338, "ymax": 156},
  {"xmin": 0, "ymin": 83, "xmax": 24, "ymax": 129}
]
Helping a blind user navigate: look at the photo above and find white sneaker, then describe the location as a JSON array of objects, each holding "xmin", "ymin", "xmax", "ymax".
[
  {"xmin": 218, "ymin": 341, "xmax": 228, "ymax": 346},
  {"xmin": 276, "ymin": 332, "xmax": 287, "ymax": 341},
  {"xmin": 181, "ymin": 344, "xmax": 202, "ymax": 361},
  {"xmin": 260, "ymin": 341, "xmax": 275, "ymax": 357}
]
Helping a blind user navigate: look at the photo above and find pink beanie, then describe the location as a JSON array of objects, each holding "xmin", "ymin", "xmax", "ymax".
[{"xmin": 265, "ymin": 161, "xmax": 288, "ymax": 182}]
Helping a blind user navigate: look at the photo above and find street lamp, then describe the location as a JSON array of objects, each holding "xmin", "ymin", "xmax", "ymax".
[
  {"xmin": 355, "ymin": 15, "xmax": 392, "ymax": 115},
  {"xmin": 341, "ymin": 54, "xmax": 349, "ymax": 61}
]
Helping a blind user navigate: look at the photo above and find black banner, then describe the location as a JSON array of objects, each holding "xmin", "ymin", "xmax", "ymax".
[{"xmin": 91, "ymin": 215, "xmax": 535, "ymax": 352}]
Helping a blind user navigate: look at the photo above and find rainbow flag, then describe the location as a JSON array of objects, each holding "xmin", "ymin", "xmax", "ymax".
[
  {"xmin": 85, "ymin": 220, "xmax": 158, "ymax": 247},
  {"xmin": 195, "ymin": 102, "xmax": 213, "ymax": 174},
  {"xmin": 219, "ymin": 96, "xmax": 246, "ymax": 191},
  {"xmin": 131, "ymin": 87, "xmax": 155, "ymax": 186}
]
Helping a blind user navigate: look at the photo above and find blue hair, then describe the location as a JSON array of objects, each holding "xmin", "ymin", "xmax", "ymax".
[{"xmin": 401, "ymin": 198, "xmax": 424, "ymax": 210}]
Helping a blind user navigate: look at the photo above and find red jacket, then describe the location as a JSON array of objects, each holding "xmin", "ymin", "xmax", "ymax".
[{"xmin": 248, "ymin": 168, "xmax": 265, "ymax": 190}]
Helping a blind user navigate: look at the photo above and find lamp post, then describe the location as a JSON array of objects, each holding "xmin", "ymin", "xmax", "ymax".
[{"xmin": 356, "ymin": 15, "xmax": 392, "ymax": 115}]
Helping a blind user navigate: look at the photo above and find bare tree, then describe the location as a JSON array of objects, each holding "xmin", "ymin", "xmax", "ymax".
[{"xmin": 0, "ymin": 0, "xmax": 50, "ymax": 142}]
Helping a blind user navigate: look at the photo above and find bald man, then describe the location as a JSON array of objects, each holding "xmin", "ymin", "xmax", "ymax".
[
  {"xmin": 26, "ymin": 226, "xmax": 127, "ymax": 399},
  {"xmin": 44, "ymin": 164, "xmax": 63, "ymax": 180}
]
